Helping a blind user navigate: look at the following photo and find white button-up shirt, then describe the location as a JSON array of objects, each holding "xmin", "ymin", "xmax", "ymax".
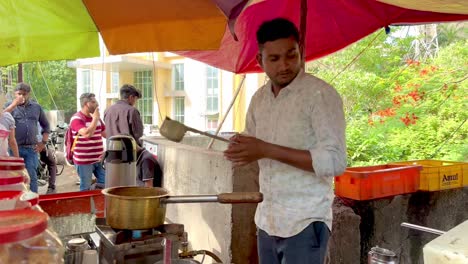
[{"xmin": 245, "ymin": 71, "xmax": 346, "ymax": 237}]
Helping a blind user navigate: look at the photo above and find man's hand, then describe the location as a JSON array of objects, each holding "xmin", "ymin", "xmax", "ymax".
[
  {"xmin": 223, "ymin": 134, "xmax": 267, "ymax": 167},
  {"xmin": 3, "ymin": 97, "xmax": 24, "ymax": 113},
  {"xmin": 12, "ymin": 97, "xmax": 25, "ymax": 107},
  {"xmin": 34, "ymin": 142, "xmax": 46, "ymax": 153},
  {"xmin": 92, "ymin": 107, "xmax": 100, "ymax": 120}
]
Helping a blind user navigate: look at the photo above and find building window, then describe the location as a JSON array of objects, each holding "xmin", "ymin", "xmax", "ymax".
[
  {"xmin": 82, "ymin": 70, "xmax": 91, "ymax": 93},
  {"xmin": 111, "ymin": 72, "xmax": 119, "ymax": 93},
  {"xmin": 134, "ymin": 71, "xmax": 153, "ymax": 124},
  {"xmin": 172, "ymin": 64, "xmax": 184, "ymax": 91},
  {"xmin": 206, "ymin": 66, "xmax": 219, "ymax": 112},
  {"xmin": 206, "ymin": 117, "xmax": 218, "ymax": 130},
  {"xmin": 174, "ymin": 97, "xmax": 185, "ymax": 123}
]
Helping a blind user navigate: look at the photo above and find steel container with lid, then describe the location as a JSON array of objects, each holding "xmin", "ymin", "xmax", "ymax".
[
  {"xmin": 104, "ymin": 135, "xmax": 138, "ymax": 188},
  {"xmin": 0, "ymin": 209, "xmax": 64, "ymax": 263},
  {"xmin": 65, "ymin": 237, "xmax": 90, "ymax": 264}
]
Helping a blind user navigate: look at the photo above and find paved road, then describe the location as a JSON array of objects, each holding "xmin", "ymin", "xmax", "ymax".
[{"xmin": 38, "ymin": 163, "xmax": 80, "ymax": 195}]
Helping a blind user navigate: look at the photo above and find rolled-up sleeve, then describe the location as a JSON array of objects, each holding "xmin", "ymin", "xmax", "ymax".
[
  {"xmin": 309, "ymin": 87, "xmax": 347, "ymax": 178},
  {"xmin": 3, "ymin": 112, "xmax": 15, "ymax": 129}
]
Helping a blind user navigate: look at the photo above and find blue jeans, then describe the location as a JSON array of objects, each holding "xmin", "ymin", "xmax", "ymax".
[
  {"xmin": 19, "ymin": 147, "xmax": 39, "ymax": 193},
  {"xmin": 258, "ymin": 221, "xmax": 330, "ymax": 264},
  {"xmin": 75, "ymin": 162, "xmax": 105, "ymax": 191}
]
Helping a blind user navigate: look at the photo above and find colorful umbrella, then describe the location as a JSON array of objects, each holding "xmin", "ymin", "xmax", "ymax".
[{"xmin": 1, "ymin": 0, "xmax": 467, "ymax": 71}]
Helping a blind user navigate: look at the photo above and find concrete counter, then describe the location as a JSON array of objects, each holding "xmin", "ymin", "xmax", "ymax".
[
  {"xmin": 143, "ymin": 136, "xmax": 259, "ymax": 264},
  {"xmin": 144, "ymin": 136, "xmax": 468, "ymax": 264}
]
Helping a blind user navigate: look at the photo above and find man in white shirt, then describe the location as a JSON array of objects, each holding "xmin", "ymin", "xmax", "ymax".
[{"xmin": 224, "ymin": 18, "xmax": 346, "ymax": 264}]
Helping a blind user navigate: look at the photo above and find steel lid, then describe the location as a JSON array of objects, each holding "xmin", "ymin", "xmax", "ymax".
[{"xmin": 67, "ymin": 237, "xmax": 88, "ymax": 250}]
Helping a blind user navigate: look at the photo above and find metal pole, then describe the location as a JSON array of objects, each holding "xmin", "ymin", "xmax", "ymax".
[
  {"xmin": 18, "ymin": 63, "xmax": 23, "ymax": 83},
  {"xmin": 300, "ymin": 0, "xmax": 308, "ymax": 67},
  {"xmin": 207, "ymin": 74, "xmax": 246, "ymax": 149},
  {"xmin": 401, "ymin": 222, "xmax": 446, "ymax": 236}
]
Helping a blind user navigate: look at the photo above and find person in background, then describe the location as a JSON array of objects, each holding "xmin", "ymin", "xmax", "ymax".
[
  {"xmin": 104, "ymin": 84, "xmax": 162, "ymax": 187},
  {"xmin": 224, "ymin": 18, "xmax": 347, "ymax": 264},
  {"xmin": 0, "ymin": 112, "xmax": 19, "ymax": 157},
  {"xmin": 104, "ymin": 84, "xmax": 143, "ymax": 146},
  {"xmin": 38, "ymin": 125, "xmax": 57, "ymax": 194},
  {"xmin": 0, "ymin": 92, "xmax": 19, "ymax": 157},
  {"xmin": 4, "ymin": 83, "xmax": 50, "ymax": 193},
  {"xmin": 70, "ymin": 93, "xmax": 106, "ymax": 191}
]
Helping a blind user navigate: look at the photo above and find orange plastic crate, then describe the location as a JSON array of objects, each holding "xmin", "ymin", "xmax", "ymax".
[
  {"xmin": 334, "ymin": 164, "xmax": 421, "ymax": 200},
  {"xmin": 390, "ymin": 160, "xmax": 467, "ymax": 191}
]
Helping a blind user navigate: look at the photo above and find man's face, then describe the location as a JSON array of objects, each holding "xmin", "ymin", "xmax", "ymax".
[
  {"xmin": 86, "ymin": 97, "xmax": 99, "ymax": 113},
  {"xmin": 14, "ymin": 90, "xmax": 30, "ymax": 105},
  {"xmin": 257, "ymin": 37, "xmax": 302, "ymax": 89}
]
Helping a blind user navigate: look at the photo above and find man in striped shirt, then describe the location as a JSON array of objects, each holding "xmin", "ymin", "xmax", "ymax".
[{"xmin": 70, "ymin": 93, "xmax": 106, "ymax": 191}]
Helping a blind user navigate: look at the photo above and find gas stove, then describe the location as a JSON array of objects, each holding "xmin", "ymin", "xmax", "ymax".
[{"xmin": 96, "ymin": 223, "xmax": 187, "ymax": 264}]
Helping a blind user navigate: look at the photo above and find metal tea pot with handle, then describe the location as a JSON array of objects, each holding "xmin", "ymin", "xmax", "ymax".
[{"xmin": 104, "ymin": 135, "xmax": 137, "ymax": 188}]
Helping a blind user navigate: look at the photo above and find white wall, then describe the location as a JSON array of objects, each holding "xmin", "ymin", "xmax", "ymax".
[
  {"xmin": 220, "ymin": 71, "xmax": 234, "ymax": 132},
  {"xmin": 182, "ymin": 59, "xmax": 206, "ymax": 130},
  {"xmin": 181, "ymin": 59, "xmax": 237, "ymax": 132},
  {"xmin": 75, "ymin": 68, "xmax": 107, "ymax": 119},
  {"xmin": 179, "ymin": 59, "xmax": 266, "ymax": 133},
  {"xmin": 245, "ymin": 73, "xmax": 260, "ymax": 115}
]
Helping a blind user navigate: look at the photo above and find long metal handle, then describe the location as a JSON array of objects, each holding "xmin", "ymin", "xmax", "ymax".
[
  {"xmin": 185, "ymin": 127, "xmax": 232, "ymax": 143},
  {"xmin": 163, "ymin": 195, "xmax": 218, "ymax": 203},
  {"xmin": 163, "ymin": 192, "xmax": 263, "ymax": 204},
  {"xmin": 401, "ymin": 222, "xmax": 446, "ymax": 235}
]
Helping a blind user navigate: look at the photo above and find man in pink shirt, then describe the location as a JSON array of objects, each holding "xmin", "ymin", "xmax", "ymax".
[{"xmin": 70, "ymin": 93, "xmax": 106, "ymax": 191}]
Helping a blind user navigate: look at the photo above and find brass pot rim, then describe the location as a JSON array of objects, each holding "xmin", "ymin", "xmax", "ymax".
[{"xmin": 102, "ymin": 186, "xmax": 170, "ymax": 200}]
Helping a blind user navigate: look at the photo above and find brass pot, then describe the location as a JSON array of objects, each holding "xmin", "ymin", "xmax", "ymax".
[
  {"xmin": 103, "ymin": 186, "xmax": 169, "ymax": 230},
  {"xmin": 102, "ymin": 186, "xmax": 263, "ymax": 230}
]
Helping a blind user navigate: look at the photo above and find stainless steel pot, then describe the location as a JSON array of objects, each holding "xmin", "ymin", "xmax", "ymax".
[{"xmin": 102, "ymin": 186, "xmax": 263, "ymax": 230}]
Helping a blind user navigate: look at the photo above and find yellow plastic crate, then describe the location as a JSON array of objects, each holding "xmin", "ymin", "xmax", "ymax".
[{"xmin": 390, "ymin": 160, "xmax": 467, "ymax": 191}]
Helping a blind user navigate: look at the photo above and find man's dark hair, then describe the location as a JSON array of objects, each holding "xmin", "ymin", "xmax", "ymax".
[
  {"xmin": 14, "ymin": 82, "xmax": 31, "ymax": 93},
  {"xmin": 120, "ymin": 84, "xmax": 142, "ymax": 99},
  {"xmin": 79, "ymin": 93, "xmax": 96, "ymax": 107},
  {"xmin": 256, "ymin": 18, "xmax": 299, "ymax": 47}
]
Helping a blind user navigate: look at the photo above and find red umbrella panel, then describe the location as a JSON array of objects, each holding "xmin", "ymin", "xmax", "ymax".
[{"xmin": 177, "ymin": 0, "xmax": 468, "ymax": 74}]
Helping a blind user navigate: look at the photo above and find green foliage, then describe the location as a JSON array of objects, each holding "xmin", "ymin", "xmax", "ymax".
[
  {"xmin": 437, "ymin": 23, "xmax": 468, "ymax": 47},
  {"xmin": 308, "ymin": 25, "xmax": 467, "ymax": 166},
  {"xmin": 1, "ymin": 61, "xmax": 77, "ymax": 119}
]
